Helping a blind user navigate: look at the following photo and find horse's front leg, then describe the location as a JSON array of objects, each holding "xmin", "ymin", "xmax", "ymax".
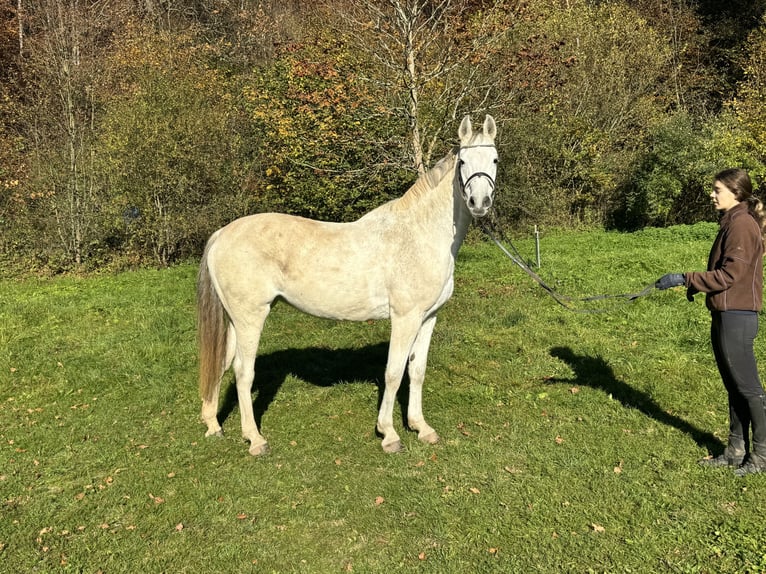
[
  {"xmin": 377, "ymin": 314, "xmax": 422, "ymax": 453},
  {"xmin": 406, "ymin": 314, "xmax": 439, "ymax": 444}
]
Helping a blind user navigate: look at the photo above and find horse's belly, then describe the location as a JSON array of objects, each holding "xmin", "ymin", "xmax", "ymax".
[{"xmin": 281, "ymin": 282, "xmax": 390, "ymax": 322}]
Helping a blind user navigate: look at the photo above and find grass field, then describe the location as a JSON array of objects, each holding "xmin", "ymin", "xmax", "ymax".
[{"xmin": 3, "ymin": 223, "xmax": 766, "ymax": 573}]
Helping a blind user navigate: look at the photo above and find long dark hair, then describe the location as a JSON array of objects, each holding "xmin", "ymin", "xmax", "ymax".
[{"xmin": 715, "ymin": 168, "xmax": 766, "ymax": 249}]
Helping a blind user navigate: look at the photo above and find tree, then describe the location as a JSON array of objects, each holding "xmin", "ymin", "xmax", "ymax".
[
  {"xmin": 19, "ymin": 0, "xmax": 110, "ymax": 266},
  {"xmin": 0, "ymin": 1, "xmax": 24, "ymax": 234},
  {"xmin": 731, "ymin": 18, "xmax": 766, "ymax": 174},
  {"xmin": 330, "ymin": 0, "xmax": 507, "ymax": 174},
  {"xmin": 241, "ymin": 29, "xmax": 412, "ymax": 222},
  {"xmin": 485, "ymin": 0, "xmax": 677, "ymax": 227},
  {"xmin": 98, "ymin": 24, "xmax": 241, "ymax": 265}
]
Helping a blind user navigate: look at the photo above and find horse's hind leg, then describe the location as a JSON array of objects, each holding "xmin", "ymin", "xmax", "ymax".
[
  {"xmin": 201, "ymin": 324, "xmax": 236, "ymax": 437},
  {"xmin": 233, "ymin": 312, "xmax": 270, "ymax": 456},
  {"xmin": 407, "ymin": 315, "xmax": 439, "ymax": 445}
]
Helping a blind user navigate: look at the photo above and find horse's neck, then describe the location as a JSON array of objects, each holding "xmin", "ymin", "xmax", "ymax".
[{"xmin": 413, "ymin": 168, "xmax": 471, "ymax": 256}]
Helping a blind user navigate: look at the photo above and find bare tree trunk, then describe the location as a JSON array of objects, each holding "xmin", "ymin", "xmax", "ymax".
[
  {"xmin": 17, "ymin": 0, "xmax": 24, "ymax": 56},
  {"xmin": 401, "ymin": 1, "xmax": 425, "ymax": 173}
]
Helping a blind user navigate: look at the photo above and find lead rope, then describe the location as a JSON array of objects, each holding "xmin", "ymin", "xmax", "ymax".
[{"xmin": 478, "ymin": 216, "xmax": 657, "ymax": 313}]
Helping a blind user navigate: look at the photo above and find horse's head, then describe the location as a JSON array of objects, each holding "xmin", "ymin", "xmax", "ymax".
[{"xmin": 457, "ymin": 115, "xmax": 498, "ymax": 218}]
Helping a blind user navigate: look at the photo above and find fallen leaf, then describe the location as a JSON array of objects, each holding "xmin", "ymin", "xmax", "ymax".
[
  {"xmin": 555, "ymin": 436, "xmax": 564, "ymax": 445},
  {"xmin": 570, "ymin": 387, "xmax": 579, "ymax": 394},
  {"xmin": 591, "ymin": 523, "xmax": 605, "ymax": 533},
  {"xmin": 469, "ymin": 487, "xmax": 480, "ymax": 494},
  {"xmin": 237, "ymin": 513, "xmax": 248, "ymax": 520},
  {"xmin": 374, "ymin": 496, "xmax": 385, "ymax": 506},
  {"xmin": 418, "ymin": 552, "xmax": 426, "ymax": 560},
  {"xmin": 175, "ymin": 523, "xmax": 184, "ymax": 531}
]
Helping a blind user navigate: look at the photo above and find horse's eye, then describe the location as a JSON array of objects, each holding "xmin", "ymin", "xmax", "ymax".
[
  {"xmin": 458, "ymin": 160, "xmax": 465, "ymax": 166},
  {"xmin": 493, "ymin": 158, "xmax": 499, "ymax": 164}
]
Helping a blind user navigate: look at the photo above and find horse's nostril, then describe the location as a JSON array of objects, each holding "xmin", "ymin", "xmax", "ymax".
[
  {"xmin": 483, "ymin": 197, "xmax": 491, "ymax": 208},
  {"xmin": 468, "ymin": 197, "xmax": 476, "ymax": 207}
]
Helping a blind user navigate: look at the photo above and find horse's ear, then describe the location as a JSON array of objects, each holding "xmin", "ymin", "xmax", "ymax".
[
  {"xmin": 458, "ymin": 115, "xmax": 473, "ymax": 142},
  {"xmin": 483, "ymin": 115, "xmax": 497, "ymax": 140}
]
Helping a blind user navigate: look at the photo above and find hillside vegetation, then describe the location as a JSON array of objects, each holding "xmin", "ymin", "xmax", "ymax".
[{"xmin": 1, "ymin": 1, "xmax": 765, "ymax": 271}]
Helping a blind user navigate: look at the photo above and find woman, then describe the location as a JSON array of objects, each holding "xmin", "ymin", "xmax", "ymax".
[{"xmin": 656, "ymin": 168, "xmax": 766, "ymax": 476}]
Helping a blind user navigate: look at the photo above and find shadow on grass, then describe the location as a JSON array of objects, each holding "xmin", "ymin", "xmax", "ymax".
[
  {"xmin": 217, "ymin": 342, "xmax": 407, "ymax": 429},
  {"xmin": 549, "ymin": 346, "xmax": 722, "ymax": 454}
]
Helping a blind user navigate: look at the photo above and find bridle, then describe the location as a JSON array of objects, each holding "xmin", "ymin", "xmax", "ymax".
[{"xmin": 457, "ymin": 144, "xmax": 497, "ymax": 193}]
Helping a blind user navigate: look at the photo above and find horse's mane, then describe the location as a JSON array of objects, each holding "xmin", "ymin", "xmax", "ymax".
[{"xmin": 389, "ymin": 149, "xmax": 457, "ymax": 212}]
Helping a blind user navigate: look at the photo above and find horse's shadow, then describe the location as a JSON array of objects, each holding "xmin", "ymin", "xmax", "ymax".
[
  {"xmin": 549, "ymin": 346, "xmax": 721, "ymax": 454},
  {"xmin": 217, "ymin": 342, "xmax": 408, "ymax": 429}
]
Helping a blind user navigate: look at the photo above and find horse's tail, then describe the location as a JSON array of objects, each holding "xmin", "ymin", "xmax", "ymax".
[{"xmin": 197, "ymin": 235, "xmax": 228, "ymax": 403}]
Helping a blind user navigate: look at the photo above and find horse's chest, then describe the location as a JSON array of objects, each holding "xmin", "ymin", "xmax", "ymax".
[{"xmin": 431, "ymin": 276, "xmax": 455, "ymax": 312}]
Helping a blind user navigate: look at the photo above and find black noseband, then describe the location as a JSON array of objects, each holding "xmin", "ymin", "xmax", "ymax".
[{"xmin": 461, "ymin": 171, "xmax": 496, "ymax": 192}]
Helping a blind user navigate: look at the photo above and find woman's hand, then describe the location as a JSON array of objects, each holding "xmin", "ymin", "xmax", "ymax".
[{"xmin": 655, "ymin": 273, "xmax": 685, "ymax": 290}]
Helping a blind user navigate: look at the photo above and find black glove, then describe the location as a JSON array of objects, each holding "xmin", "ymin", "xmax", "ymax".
[
  {"xmin": 655, "ymin": 273, "xmax": 685, "ymax": 290},
  {"xmin": 686, "ymin": 286, "xmax": 698, "ymax": 302}
]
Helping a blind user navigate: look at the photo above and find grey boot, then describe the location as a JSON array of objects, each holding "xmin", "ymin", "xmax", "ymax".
[
  {"xmin": 699, "ymin": 437, "xmax": 746, "ymax": 468},
  {"xmin": 734, "ymin": 395, "xmax": 766, "ymax": 477},
  {"xmin": 700, "ymin": 399, "xmax": 748, "ymax": 467}
]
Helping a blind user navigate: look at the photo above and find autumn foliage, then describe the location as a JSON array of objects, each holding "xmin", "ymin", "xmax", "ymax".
[{"xmin": 1, "ymin": 1, "xmax": 765, "ymax": 271}]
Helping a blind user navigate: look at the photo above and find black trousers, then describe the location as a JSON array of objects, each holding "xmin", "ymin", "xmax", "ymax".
[{"xmin": 711, "ymin": 311, "xmax": 766, "ymax": 450}]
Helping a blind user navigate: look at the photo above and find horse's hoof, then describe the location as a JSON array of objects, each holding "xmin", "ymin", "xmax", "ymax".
[
  {"xmin": 419, "ymin": 432, "xmax": 439, "ymax": 445},
  {"xmin": 382, "ymin": 440, "xmax": 404, "ymax": 453},
  {"xmin": 249, "ymin": 442, "xmax": 270, "ymax": 456},
  {"xmin": 205, "ymin": 429, "xmax": 224, "ymax": 438}
]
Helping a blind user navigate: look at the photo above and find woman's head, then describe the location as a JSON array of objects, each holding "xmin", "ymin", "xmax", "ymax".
[
  {"xmin": 714, "ymin": 168, "xmax": 766, "ymax": 248},
  {"xmin": 714, "ymin": 168, "xmax": 753, "ymax": 202}
]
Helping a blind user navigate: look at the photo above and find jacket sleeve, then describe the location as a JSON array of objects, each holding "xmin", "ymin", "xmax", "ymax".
[{"xmin": 685, "ymin": 221, "xmax": 758, "ymax": 294}]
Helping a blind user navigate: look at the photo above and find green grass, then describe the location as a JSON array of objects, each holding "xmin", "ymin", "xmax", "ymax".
[{"xmin": 3, "ymin": 223, "xmax": 766, "ymax": 573}]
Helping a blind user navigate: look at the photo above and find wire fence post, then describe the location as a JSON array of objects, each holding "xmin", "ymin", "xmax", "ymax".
[{"xmin": 534, "ymin": 225, "xmax": 541, "ymax": 268}]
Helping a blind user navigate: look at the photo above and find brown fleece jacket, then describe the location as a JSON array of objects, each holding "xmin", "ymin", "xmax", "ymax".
[{"xmin": 685, "ymin": 202, "xmax": 764, "ymax": 312}]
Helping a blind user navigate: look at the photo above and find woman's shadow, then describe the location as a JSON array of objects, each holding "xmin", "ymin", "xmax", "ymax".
[
  {"xmin": 549, "ymin": 346, "xmax": 722, "ymax": 454},
  {"xmin": 216, "ymin": 342, "xmax": 413, "ymax": 430}
]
